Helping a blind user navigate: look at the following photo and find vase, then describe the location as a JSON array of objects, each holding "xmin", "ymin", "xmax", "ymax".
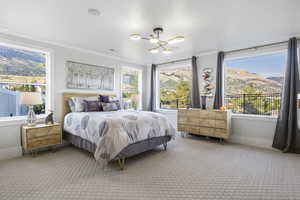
[{"xmin": 201, "ymin": 96, "xmax": 207, "ymax": 110}]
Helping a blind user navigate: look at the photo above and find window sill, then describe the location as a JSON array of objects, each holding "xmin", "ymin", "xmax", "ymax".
[
  {"xmin": 231, "ymin": 113, "xmax": 277, "ymax": 121},
  {"xmin": 157, "ymin": 109, "xmax": 277, "ymax": 121},
  {"xmin": 0, "ymin": 114, "xmax": 47, "ymax": 127},
  {"xmin": 156, "ymin": 109, "xmax": 178, "ymax": 113}
]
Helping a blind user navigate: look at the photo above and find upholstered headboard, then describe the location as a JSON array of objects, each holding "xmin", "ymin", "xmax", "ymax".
[{"xmin": 62, "ymin": 92, "xmax": 116, "ymax": 122}]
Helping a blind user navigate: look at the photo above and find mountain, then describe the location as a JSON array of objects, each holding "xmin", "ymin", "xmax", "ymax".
[
  {"xmin": 225, "ymin": 67, "xmax": 282, "ymax": 95},
  {"xmin": 266, "ymin": 76, "xmax": 284, "ymax": 85},
  {"xmin": 0, "ymin": 45, "xmax": 46, "ymax": 77},
  {"xmin": 160, "ymin": 68, "xmax": 192, "ymax": 90},
  {"xmin": 159, "ymin": 66, "xmax": 283, "ymax": 95}
]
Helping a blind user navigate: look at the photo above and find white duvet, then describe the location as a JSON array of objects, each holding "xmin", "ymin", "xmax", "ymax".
[{"xmin": 64, "ymin": 110, "xmax": 175, "ymax": 164}]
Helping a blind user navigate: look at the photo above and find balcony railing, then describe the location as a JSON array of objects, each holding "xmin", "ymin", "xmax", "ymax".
[
  {"xmin": 160, "ymin": 98, "xmax": 190, "ymax": 109},
  {"xmin": 225, "ymin": 93, "xmax": 281, "ymax": 116},
  {"xmin": 159, "ymin": 93, "xmax": 281, "ymax": 116}
]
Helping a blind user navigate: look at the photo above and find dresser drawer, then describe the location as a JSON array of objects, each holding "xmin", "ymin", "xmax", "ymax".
[
  {"xmin": 214, "ymin": 128, "xmax": 229, "ymax": 139},
  {"xmin": 27, "ymin": 135, "xmax": 61, "ymax": 150},
  {"xmin": 178, "ymin": 124, "xmax": 199, "ymax": 133},
  {"xmin": 178, "ymin": 116, "xmax": 202, "ymax": 125},
  {"xmin": 215, "ymin": 120, "xmax": 227, "ymax": 129},
  {"xmin": 199, "ymin": 119, "xmax": 215, "ymax": 127},
  {"xmin": 26, "ymin": 125, "xmax": 61, "ymax": 139},
  {"xmin": 199, "ymin": 110, "xmax": 215, "ymax": 119},
  {"xmin": 199, "ymin": 127, "xmax": 214, "ymax": 136},
  {"xmin": 215, "ymin": 112, "xmax": 227, "ymax": 120}
]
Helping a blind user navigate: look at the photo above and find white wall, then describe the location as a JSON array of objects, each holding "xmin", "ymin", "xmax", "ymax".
[{"xmin": 0, "ymin": 33, "xmax": 148, "ymax": 160}]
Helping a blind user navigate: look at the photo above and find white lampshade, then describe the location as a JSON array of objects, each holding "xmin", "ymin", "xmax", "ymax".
[
  {"xmin": 20, "ymin": 92, "xmax": 43, "ymax": 105},
  {"xmin": 298, "ymin": 94, "xmax": 300, "ymax": 99}
]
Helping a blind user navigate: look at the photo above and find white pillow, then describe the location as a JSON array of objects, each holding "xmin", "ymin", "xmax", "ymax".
[{"xmin": 69, "ymin": 96, "xmax": 98, "ymax": 112}]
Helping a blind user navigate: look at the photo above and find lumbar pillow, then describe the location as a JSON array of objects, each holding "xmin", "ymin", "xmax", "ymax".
[{"xmin": 83, "ymin": 100, "xmax": 101, "ymax": 112}]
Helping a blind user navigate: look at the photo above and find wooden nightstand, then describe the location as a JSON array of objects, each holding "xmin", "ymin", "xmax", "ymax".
[{"xmin": 21, "ymin": 123, "xmax": 62, "ymax": 154}]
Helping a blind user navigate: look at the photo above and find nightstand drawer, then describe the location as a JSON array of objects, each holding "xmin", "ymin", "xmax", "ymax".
[
  {"xmin": 27, "ymin": 135, "xmax": 61, "ymax": 150},
  {"xmin": 26, "ymin": 125, "xmax": 61, "ymax": 139}
]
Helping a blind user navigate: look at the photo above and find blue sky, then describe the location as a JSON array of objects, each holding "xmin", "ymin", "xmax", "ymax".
[{"xmin": 224, "ymin": 52, "xmax": 287, "ymax": 77}]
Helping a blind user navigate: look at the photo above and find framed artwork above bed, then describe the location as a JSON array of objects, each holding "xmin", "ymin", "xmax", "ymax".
[{"xmin": 66, "ymin": 61, "xmax": 115, "ymax": 90}]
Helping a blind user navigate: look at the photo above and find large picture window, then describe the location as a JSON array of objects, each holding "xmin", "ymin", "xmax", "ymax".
[
  {"xmin": 121, "ymin": 67, "xmax": 142, "ymax": 110},
  {"xmin": 158, "ymin": 65, "xmax": 192, "ymax": 109},
  {"xmin": 224, "ymin": 51, "xmax": 287, "ymax": 116},
  {"xmin": 0, "ymin": 43, "xmax": 48, "ymax": 118}
]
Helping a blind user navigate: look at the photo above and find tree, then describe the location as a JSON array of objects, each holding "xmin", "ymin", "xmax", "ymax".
[
  {"xmin": 160, "ymin": 79, "xmax": 191, "ymax": 109},
  {"xmin": 227, "ymin": 87, "xmax": 280, "ymax": 115}
]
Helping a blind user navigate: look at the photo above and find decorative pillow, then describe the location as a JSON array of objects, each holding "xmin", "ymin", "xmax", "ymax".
[
  {"xmin": 83, "ymin": 100, "xmax": 101, "ymax": 112},
  {"xmin": 101, "ymin": 102, "xmax": 120, "ymax": 112},
  {"xmin": 68, "ymin": 99, "xmax": 76, "ymax": 112},
  {"xmin": 99, "ymin": 95, "xmax": 109, "ymax": 103},
  {"xmin": 69, "ymin": 96, "xmax": 98, "ymax": 112},
  {"xmin": 110, "ymin": 100, "xmax": 121, "ymax": 110},
  {"xmin": 109, "ymin": 96, "xmax": 119, "ymax": 102}
]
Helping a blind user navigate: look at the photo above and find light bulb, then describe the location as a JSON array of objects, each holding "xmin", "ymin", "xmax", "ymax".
[
  {"xmin": 130, "ymin": 34, "xmax": 141, "ymax": 40},
  {"xmin": 149, "ymin": 48, "xmax": 159, "ymax": 53},
  {"xmin": 149, "ymin": 37, "xmax": 159, "ymax": 44},
  {"xmin": 168, "ymin": 36, "xmax": 185, "ymax": 44},
  {"xmin": 163, "ymin": 49, "xmax": 172, "ymax": 54}
]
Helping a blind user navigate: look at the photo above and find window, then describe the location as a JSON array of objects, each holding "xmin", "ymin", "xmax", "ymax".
[
  {"xmin": 224, "ymin": 51, "xmax": 287, "ymax": 116},
  {"xmin": 158, "ymin": 65, "xmax": 192, "ymax": 109},
  {"xmin": 121, "ymin": 67, "xmax": 142, "ymax": 110},
  {"xmin": 0, "ymin": 43, "xmax": 49, "ymax": 118}
]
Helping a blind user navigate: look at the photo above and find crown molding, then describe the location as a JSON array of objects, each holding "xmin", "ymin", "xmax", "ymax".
[{"xmin": 0, "ymin": 30, "xmax": 144, "ymax": 66}]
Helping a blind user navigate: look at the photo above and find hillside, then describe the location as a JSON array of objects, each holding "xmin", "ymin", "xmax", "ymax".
[
  {"xmin": 159, "ymin": 66, "xmax": 283, "ymax": 95},
  {"xmin": 0, "ymin": 45, "xmax": 46, "ymax": 84},
  {"xmin": 225, "ymin": 67, "xmax": 282, "ymax": 95},
  {"xmin": 160, "ymin": 68, "xmax": 192, "ymax": 90}
]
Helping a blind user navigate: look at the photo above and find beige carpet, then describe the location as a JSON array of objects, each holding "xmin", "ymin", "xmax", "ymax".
[{"xmin": 1, "ymin": 135, "xmax": 300, "ymax": 200}]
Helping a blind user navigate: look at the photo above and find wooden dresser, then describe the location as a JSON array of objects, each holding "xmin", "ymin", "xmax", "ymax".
[
  {"xmin": 21, "ymin": 123, "xmax": 62, "ymax": 153},
  {"xmin": 177, "ymin": 109, "xmax": 231, "ymax": 139}
]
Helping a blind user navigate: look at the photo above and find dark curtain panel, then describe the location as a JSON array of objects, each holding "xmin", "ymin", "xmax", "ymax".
[
  {"xmin": 191, "ymin": 56, "xmax": 201, "ymax": 108},
  {"xmin": 273, "ymin": 37, "xmax": 300, "ymax": 153},
  {"xmin": 149, "ymin": 64, "xmax": 157, "ymax": 111},
  {"xmin": 213, "ymin": 51, "xmax": 225, "ymax": 109}
]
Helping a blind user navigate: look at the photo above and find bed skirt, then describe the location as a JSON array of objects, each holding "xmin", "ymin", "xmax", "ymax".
[{"xmin": 63, "ymin": 131, "xmax": 172, "ymax": 161}]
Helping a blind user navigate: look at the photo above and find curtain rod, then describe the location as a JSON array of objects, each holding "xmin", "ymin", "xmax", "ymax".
[
  {"xmin": 156, "ymin": 57, "xmax": 195, "ymax": 66},
  {"xmin": 225, "ymin": 38, "xmax": 300, "ymax": 54},
  {"xmin": 156, "ymin": 38, "xmax": 300, "ymax": 66}
]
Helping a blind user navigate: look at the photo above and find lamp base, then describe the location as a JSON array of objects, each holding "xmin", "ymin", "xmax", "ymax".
[{"xmin": 26, "ymin": 105, "xmax": 37, "ymax": 126}]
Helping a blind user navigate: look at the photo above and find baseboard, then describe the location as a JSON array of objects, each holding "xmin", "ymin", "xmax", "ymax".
[
  {"xmin": 0, "ymin": 146, "xmax": 22, "ymax": 161},
  {"xmin": 229, "ymin": 136, "xmax": 273, "ymax": 150}
]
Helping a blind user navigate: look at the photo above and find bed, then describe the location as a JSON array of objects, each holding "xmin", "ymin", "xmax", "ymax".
[{"xmin": 62, "ymin": 93, "xmax": 175, "ymax": 169}]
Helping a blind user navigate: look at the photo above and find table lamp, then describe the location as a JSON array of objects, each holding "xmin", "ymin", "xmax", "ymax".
[{"xmin": 20, "ymin": 92, "xmax": 43, "ymax": 126}]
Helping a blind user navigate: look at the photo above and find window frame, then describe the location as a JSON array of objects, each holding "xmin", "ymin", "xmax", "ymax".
[
  {"xmin": 156, "ymin": 61, "xmax": 192, "ymax": 110},
  {"xmin": 0, "ymin": 40, "xmax": 52, "ymax": 120},
  {"xmin": 120, "ymin": 66, "xmax": 143, "ymax": 110},
  {"xmin": 223, "ymin": 47, "xmax": 288, "ymax": 116}
]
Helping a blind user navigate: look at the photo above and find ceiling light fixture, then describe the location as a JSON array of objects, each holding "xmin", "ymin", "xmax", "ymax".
[
  {"xmin": 88, "ymin": 8, "xmax": 101, "ymax": 16},
  {"xmin": 129, "ymin": 27, "xmax": 184, "ymax": 54}
]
